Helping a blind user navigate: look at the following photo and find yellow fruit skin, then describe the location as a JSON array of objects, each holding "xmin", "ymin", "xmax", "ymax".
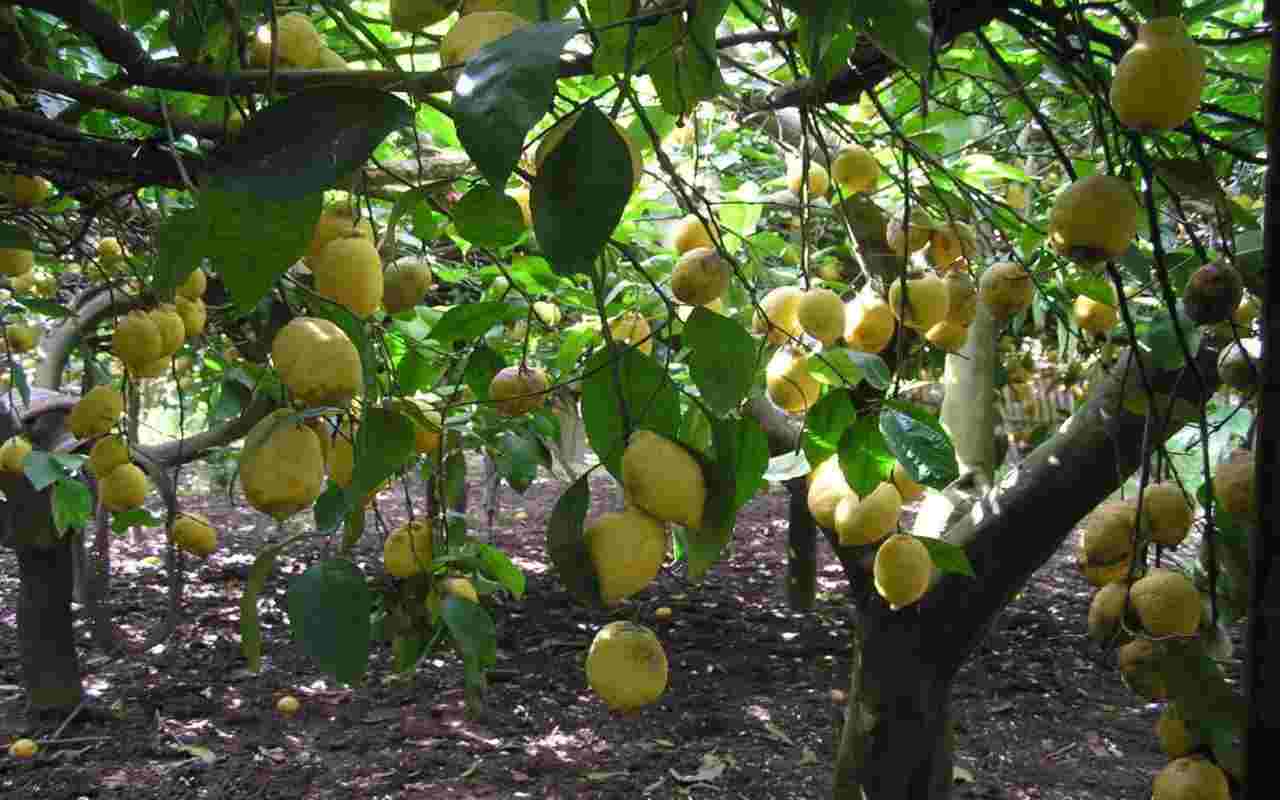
[
  {"xmin": 149, "ymin": 305, "xmax": 187, "ymax": 356},
  {"xmin": 621, "ymin": 430, "xmax": 707, "ymax": 530},
  {"xmin": 5, "ymin": 324, "xmax": 37, "ymax": 353},
  {"xmin": 796, "ymin": 288, "xmax": 846, "ymax": 346},
  {"xmin": 1079, "ymin": 500, "xmax": 1138, "ymax": 577},
  {"xmin": 174, "ymin": 296, "xmax": 207, "ymax": 337},
  {"xmin": 313, "ymin": 237, "xmax": 383, "ymax": 318},
  {"xmin": 609, "ymin": 311, "xmax": 652, "ymax": 355},
  {"xmin": 925, "ymin": 320, "xmax": 969, "ymax": 352},
  {"xmin": 2, "ymin": 175, "xmax": 51, "ymax": 207},
  {"xmin": 489, "ymin": 366, "xmax": 548, "ymax": 416},
  {"xmin": 1049, "ymin": 175, "xmax": 1139, "ymax": 265},
  {"xmin": 327, "ymin": 422, "xmax": 355, "ymax": 487},
  {"xmin": 844, "ymin": 294, "xmax": 895, "ymax": 353},
  {"xmin": 807, "ymin": 457, "xmax": 857, "ymax": 530},
  {"xmin": 830, "ymin": 145, "xmax": 879, "ymax": 194},
  {"xmin": 754, "ymin": 286, "xmax": 804, "ymax": 345},
  {"xmin": 891, "ymin": 463, "xmax": 925, "ymax": 502},
  {"xmin": 766, "ymin": 347, "xmax": 820, "ymax": 414},
  {"xmin": 886, "ymin": 211, "xmax": 933, "ymax": 256},
  {"xmin": 925, "ymin": 222, "xmax": 976, "ymax": 272},
  {"xmin": 1110, "ymin": 18, "xmax": 1205, "ymax": 132},
  {"xmin": 259, "ymin": 12, "xmax": 323, "ymax": 67},
  {"xmin": 834, "ymin": 482, "xmax": 902, "ymax": 547},
  {"xmin": 1155, "ymin": 704, "xmax": 1197, "ymax": 759},
  {"xmin": 305, "ymin": 210, "xmax": 374, "ymax": 267},
  {"xmin": 979, "ymin": 262, "xmax": 1035, "ymax": 321},
  {"xmin": 586, "ymin": 509, "xmax": 668, "ymax": 605},
  {"xmin": 441, "ymin": 11, "xmax": 527, "ymax": 67},
  {"xmin": 113, "ymin": 310, "xmax": 164, "ymax": 372},
  {"xmin": 585, "ymin": 621, "xmax": 668, "ymax": 712},
  {"xmin": 1152, "ymin": 757, "xmax": 1229, "ymax": 800},
  {"xmin": 69, "ymin": 386, "xmax": 125, "ymax": 439},
  {"xmin": 670, "ymin": 214, "xmax": 715, "ymax": 254},
  {"xmin": 943, "ymin": 274, "xmax": 977, "ymax": 327},
  {"xmin": 1073, "ymin": 295, "xmax": 1118, "ymax": 336},
  {"xmin": 101, "ymin": 463, "xmax": 148, "ymax": 512},
  {"xmin": 88, "ymin": 435, "xmax": 129, "ymax": 478},
  {"xmin": 276, "ymin": 695, "xmax": 301, "ymax": 716},
  {"xmin": 0, "ymin": 247, "xmax": 34, "ymax": 277},
  {"xmin": 382, "ymin": 261, "xmax": 433, "ymax": 315},
  {"xmin": 1087, "ymin": 581, "xmax": 1132, "ymax": 644},
  {"xmin": 533, "ymin": 301, "xmax": 561, "ymax": 327},
  {"xmin": 670, "ymin": 248, "xmax": 729, "ymax": 307},
  {"xmin": 314, "ymin": 47, "xmax": 348, "ymax": 69},
  {"xmin": 271, "ymin": 317, "xmax": 363, "ymax": 409},
  {"xmin": 1142, "ymin": 483, "xmax": 1194, "ymax": 546},
  {"xmin": 0, "ymin": 436, "xmax": 31, "ymax": 473},
  {"xmin": 888, "ymin": 275, "xmax": 950, "ymax": 331},
  {"xmin": 384, "ymin": 521, "xmax": 433, "ymax": 578},
  {"xmin": 8, "ymin": 738, "xmax": 37, "ymax": 758},
  {"xmin": 874, "ymin": 533, "xmax": 932, "ymax": 610},
  {"xmin": 171, "ymin": 513, "xmax": 217, "ymax": 557},
  {"xmin": 1130, "ymin": 568, "xmax": 1201, "ymax": 636},
  {"xmin": 1213, "ymin": 456, "xmax": 1254, "ymax": 521},
  {"xmin": 509, "ymin": 188, "xmax": 533, "ymax": 227},
  {"xmin": 176, "ymin": 268, "xmax": 207, "ymax": 300},
  {"xmin": 390, "ymin": 0, "xmax": 454, "ymax": 31},
  {"xmin": 1117, "ymin": 638, "xmax": 1168, "ymax": 700},
  {"xmin": 239, "ymin": 410, "xmax": 326, "ymax": 519},
  {"xmin": 786, "ymin": 160, "xmax": 829, "ymax": 198}
]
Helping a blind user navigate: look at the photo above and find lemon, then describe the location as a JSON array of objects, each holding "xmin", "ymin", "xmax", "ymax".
[
  {"xmin": 585, "ymin": 621, "xmax": 668, "ymax": 712},
  {"xmin": 383, "ymin": 520, "xmax": 434, "ymax": 578},
  {"xmin": 239, "ymin": 410, "xmax": 326, "ymax": 519},
  {"xmin": 101, "ymin": 463, "xmax": 148, "ymax": 512},
  {"xmin": 621, "ymin": 430, "xmax": 707, "ymax": 529},
  {"xmin": 69, "ymin": 386, "xmax": 124, "ymax": 439},
  {"xmin": 271, "ymin": 317, "xmax": 363, "ymax": 409},
  {"xmin": 873, "ymin": 533, "xmax": 933, "ymax": 610}
]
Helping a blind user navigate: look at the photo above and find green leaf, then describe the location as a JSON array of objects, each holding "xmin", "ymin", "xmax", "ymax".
[
  {"xmin": 197, "ymin": 183, "xmax": 323, "ymax": 311},
  {"xmin": 580, "ymin": 345, "xmax": 682, "ymax": 478},
  {"xmin": 442, "ymin": 595, "xmax": 497, "ymax": 667},
  {"xmin": 0, "ymin": 224, "xmax": 35, "ymax": 250},
  {"xmin": 919, "ymin": 538, "xmax": 975, "ymax": 578},
  {"xmin": 452, "ymin": 22, "xmax": 578, "ymax": 190},
  {"xmin": 9, "ymin": 362, "xmax": 29, "ymax": 408},
  {"xmin": 472, "ymin": 543, "xmax": 526, "ymax": 599},
  {"xmin": 286, "ymin": 559, "xmax": 372, "ymax": 685},
  {"xmin": 453, "ymin": 186, "xmax": 526, "ymax": 248},
  {"xmin": 240, "ymin": 544, "xmax": 280, "ymax": 673},
  {"xmin": 589, "ymin": 0, "xmax": 671, "ymax": 76},
  {"xmin": 151, "ymin": 208, "xmax": 207, "ymax": 296},
  {"xmin": 531, "ymin": 106, "xmax": 633, "ymax": 275},
  {"xmin": 726, "ymin": 416, "xmax": 770, "ymax": 509},
  {"xmin": 809, "ymin": 347, "xmax": 867, "ymax": 388},
  {"xmin": 464, "ymin": 345, "xmax": 504, "ymax": 403},
  {"xmin": 648, "ymin": 1, "xmax": 731, "ymax": 115},
  {"xmin": 853, "ymin": 0, "xmax": 933, "ymax": 76},
  {"xmin": 110, "ymin": 508, "xmax": 162, "ymax": 533},
  {"xmin": 495, "ymin": 429, "xmax": 543, "ymax": 493},
  {"xmin": 429, "ymin": 302, "xmax": 525, "ymax": 345},
  {"xmin": 23, "ymin": 451, "xmax": 70, "ymax": 491},
  {"xmin": 684, "ymin": 307, "xmax": 760, "ymax": 416},
  {"xmin": 350, "ymin": 407, "xmax": 418, "ymax": 500},
  {"xmin": 313, "ymin": 483, "xmax": 347, "ymax": 534},
  {"xmin": 838, "ymin": 416, "xmax": 895, "ymax": 498},
  {"xmin": 392, "ymin": 634, "xmax": 429, "ymax": 674},
  {"xmin": 795, "ymin": 0, "xmax": 854, "ymax": 85},
  {"xmin": 1138, "ymin": 312, "xmax": 1201, "ymax": 371},
  {"xmin": 51, "ymin": 478, "xmax": 93, "ymax": 534},
  {"xmin": 510, "ymin": 0, "xmax": 575, "ymax": 18},
  {"xmin": 803, "ymin": 391, "xmax": 856, "ymax": 468},
  {"xmin": 545, "ymin": 473, "xmax": 601, "ymax": 606},
  {"xmin": 14, "ymin": 297, "xmax": 71, "ymax": 318},
  {"xmin": 879, "ymin": 402, "xmax": 959, "ymax": 489},
  {"xmin": 212, "ymin": 88, "xmax": 412, "ymax": 201}
]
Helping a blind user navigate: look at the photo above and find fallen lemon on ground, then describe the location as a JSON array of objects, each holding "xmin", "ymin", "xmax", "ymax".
[{"xmin": 585, "ymin": 621, "xmax": 668, "ymax": 712}]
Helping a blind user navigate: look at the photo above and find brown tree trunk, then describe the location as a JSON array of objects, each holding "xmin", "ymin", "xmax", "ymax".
[
  {"xmin": 786, "ymin": 477, "xmax": 817, "ymax": 611},
  {"xmin": 17, "ymin": 538, "xmax": 84, "ymax": 716}
]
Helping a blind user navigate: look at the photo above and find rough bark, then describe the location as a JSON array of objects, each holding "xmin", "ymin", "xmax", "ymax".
[
  {"xmin": 16, "ymin": 536, "xmax": 84, "ymax": 715},
  {"xmin": 785, "ymin": 476, "xmax": 817, "ymax": 611}
]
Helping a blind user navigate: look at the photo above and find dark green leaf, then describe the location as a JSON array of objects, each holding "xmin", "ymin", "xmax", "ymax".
[
  {"xmin": 545, "ymin": 473, "xmax": 601, "ymax": 606},
  {"xmin": 442, "ymin": 595, "xmax": 497, "ymax": 670},
  {"xmin": 532, "ymin": 106, "xmax": 633, "ymax": 276},
  {"xmin": 726, "ymin": 416, "xmax": 770, "ymax": 509},
  {"xmin": 809, "ymin": 347, "xmax": 867, "ymax": 388},
  {"xmin": 10, "ymin": 362, "xmax": 28, "ymax": 408},
  {"xmin": 240, "ymin": 544, "xmax": 280, "ymax": 672},
  {"xmin": 919, "ymin": 537, "xmax": 975, "ymax": 578},
  {"xmin": 452, "ymin": 22, "xmax": 578, "ymax": 189},
  {"xmin": 23, "ymin": 451, "xmax": 68, "ymax": 491},
  {"xmin": 110, "ymin": 508, "xmax": 162, "ymax": 533},
  {"xmin": 198, "ymin": 183, "xmax": 323, "ymax": 311},
  {"xmin": 589, "ymin": 0, "xmax": 671, "ymax": 76},
  {"xmin": 795, "ymin": 0, "xmax": 853, "ymax": 85},
  {"xmin": 1138, "ymin": 312, "xmax": 1201, "ymax": 371},
  {"xmin": 151, "ymin": 208, "xmax": 207, "ymax": 296},
  {"xmin": 684, "ymin": 307, "xmax": 760, "ymax": 415},
  {"xmin": 0, "ymin": 224, "xmax": 34, "ymax": 250},
  {"xmin": 649, "ymin": 1, "xmax": 731, "ymax": 115},
  {"xmin": 51, "ymin": 478, "xmax": 93, "ymax": 534},
  {"xmin": 580, "ymin": 345, "xmax": 682, "ymax": 478},
  {"xmin": 803, "ymin": 391, "xmax": 856, "ymax": 467},
  {"xmin": 14, "ymin": 297, "xmax": 71, "ymax": 318},
  {"xmin": 495, "ymin": 429, "xmax": 542, "ymax": 493},
  {"xmin": 313, "ymin": 483, "xmax": 347, "ymax": 534},
  {"xmin": 854, "ymin": 0, "xmax": 932, "ymax": 75},
  {"xmin": 350, "ymin": 407, "xmax": 418, "ymax": 500},
  {"xmin": 429, "ymin": 302, "xmax": 525, "ymax": 345},
  {"xmin": 395, "ymin": 347, "xmax": 443, "ymax": 395},
  {"xmin": 443, "ymin": 450, "xmax": 468, "ymax": 511},
  {"xmin": 212, "ymin": 88, "xmax": 412, "ymax": 201},
  {"xmin": 392, "ymin": 634, "xmax": 429, "ymax": 674},
  {"xmin": 838, "ymin": 416, "xmax": 895, "ymax": 498},
  {"xmin": 287, "ymin": 559, "xmax": 373, "ymax": 685},
  {"xmin": 879, "ymin": 402, "xmax": 959, "ymax": 489},
  {"xmin": 464, "ymin": 345, "xmax": 504, "ymax": 403},
  {"xmin": 453, "ymin": 185, "xmax": 527, "ymax": 248}
]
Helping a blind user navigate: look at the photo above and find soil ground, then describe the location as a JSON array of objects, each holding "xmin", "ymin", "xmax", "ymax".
[{"xmin": 1, "ymin": 458, "xmax": 1217, "ymax": 799}]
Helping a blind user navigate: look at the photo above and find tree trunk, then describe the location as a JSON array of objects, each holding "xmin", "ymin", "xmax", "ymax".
[
  {"xmin": 834, "ymin": 618, "xmax": 955, "ymax": 800},
  {"xmin": 17, "ymin": 538, "xmax": 84, "ymax": 715},
  {"xmin": 786, "ymin": 477, "xmax": 817, "ymax": 611},
  {"xmin": 941, "ymin": 301, "xmax": 998, "ymax": 485}
]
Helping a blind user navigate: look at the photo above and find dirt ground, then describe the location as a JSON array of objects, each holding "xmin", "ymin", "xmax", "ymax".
[{"xmin": 1, "ymin": 459, "xmax": 1202, "ymax": 799}]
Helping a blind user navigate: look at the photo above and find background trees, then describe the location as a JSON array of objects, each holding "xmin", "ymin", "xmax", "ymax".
[{"xmin": 0, "ymin": 1, "xmax": 1274, "ymax": 798}]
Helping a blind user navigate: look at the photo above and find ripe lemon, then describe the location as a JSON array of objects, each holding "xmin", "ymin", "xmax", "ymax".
[
  {"xmin": 608, "ymin": 311, "xmax": 652, "ymax": 355},
  {"xmin": 669, "ymin": 214, "xmax": 715, "ymax": 254},
  {"xmin": 830, "ymin": 145, "xmax": 879, "ymax": 194},
  {"xmin": 8, "ymin": 738, "xmax": 37, "ymax": 758},
  {"xmin": 786, "ymin": 159, "xmax": 829, "ymax": 198},
  {"xmin": 888, "ymin": 275, "xmax": 949, "ymax": 331},
  {"xmin": 1087, "ymin": 581, "xmax": 1133, "ymax": 644},
  {"xmin": 1152, "ymin": 757, "xmax": 1229, "ymax": 800},
  {"xmin": 1077, "ymin": 500, "xmax": 1137, "ymax": 586},
  {"xmin": 4, "ymin": 323, "xmax": 37, "ymax": 354},
  {"xmin": 390, "ymin": 0, "xmax": 454, "ymax": 30},
  {"xmin": 1117, "ymin": 638, "xmax": 1168, "ymax": 700},
  {"xmin": 806, "ymin": 456, "xmax": 857, "ymax": 530},
  {"xmin": 88, "ymin": 435, "xmax": 129, "ymax": 478},
  {"xmin": 753, "ymin": 286, "xmax": 804, "ymax": 345},
  {"xmin": 382, "ymin": 261, "xmax": 434, "ymax": 315},
  {"xmin": 885, "ymin": 209, "xmax": 934, "ymax": 256},
  {"xmin": 252, "ymin": 12, "xmax": 323, "ymax": 67},
  {"xmin": 0, "ymin": 436, "xmax": 31, "ymax": 474},
  {"xmin": 313, "ymin": 236, "xmax": 383, "ymax": 318},
  {"xmin": 305, "ymin": 208, "xmax": 374, "ymax": 267},
  {"xmin": 148, "ymin": 304, "xmax": 187, "ymax": 356},
  {"xmin": 1141, "ymin": 483, "xmax": 1194, "ymax": 546},
  {"xmin": 441, "ymin": 11, "xmax": 528, "ymax": 68},
  {"xmin": 239, "ymin": 410, "xmax": 326, "ymax": 519},
  {"xmin": 621, "ymin": 430, "xmax": 707, "ymax": 530},
  {"xmin": 670, "ymin": 248, "xmax": 729, "ymax": 307},
  {"xmin": 0, "ymin": 246, "xmax": 34, "ymax": 277},
  {"xmin": 874, "ymin": 533, "xmax": 933, "ymax": 610},
  {"xmin": 925, "ymin": 221, "xmax": 977, "ymax": 272},
  {"xmin": 276, "ymin": 695, "xmax": 301, "ymax": 716},
  {"xmin": 1073, "ymin": 295, "xmax": 1118, "ymax": 336},
  {"xmin": 112, "ymin": 310, "xmax": 164, "ymax": 372},
  {"xmin": 174, "ymin": 296, "xmax": 207, "ymax": 337},
  {"xmin": 925, "ymin": 320, "xmax": 969, "ymax": 352},
  {"xmin": 1130, "ymin": 568, "xmax": 1202, "ymax": 637},
  {"xmin": 585, "ymin": 621, "xmax": 668, "ymax": 712},
  {"xmin": 271, "ymin": 317, "xmax": 363, "ymax": 409},
  {"xmin": 1213, "ymin": 454, "xmax": 1254, "ymax": 521},
  {"xmin": 979, "ymin": 262, "xmax": 1035, "ymax": 321},
  {"xmin": 176, "ymin": 268, "xmax": 207, "ymax": 300},
  {"xmin": 384, "ymin": 520, "xmax": 434, "ymax": 578},
  {"xmin": 796, "ymin": 287, "xmax": 846, "ymax": 346},
  {"xmin": 834, "ymin": 482, "xmax": 902, "ymax": 547},
  {"xmin": 171, "ymin": 513, "xmax": 217, "ymax": 557},
  {"xmin": 69, "ymin": 385, "xmax": 124, "ymax": 439},
  {"xmin": 1048, "ymin": 175, "xmax": 1139, "ymax": 266},
  {"xmin": 843, "ymin": 292, "xmax": 895, "ymax": 353},
  {"xmin": 943, "ymin": 273, "xmax": 977, "ymax": 327},
  {"xmin": 891, "ymin": 463, "xmax": 925, "ymax": 502},
  {"xmin": 489, "ymin": 365, "xmax": 549, "ymax": 416},
  {"xmin": 101, "ymin": 463, "xmax": 148, "ymax": 512},
  {"xmin": 1110, "ymin": 18, "xmax": 1205, "ymax": 132},
  {"xmin": 586, "ymin": 509, "xmax": 669, "ymax": 605},
  {"xmin": 766, "ymin": 347, "xmax": 820, "ymax": 414}
]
